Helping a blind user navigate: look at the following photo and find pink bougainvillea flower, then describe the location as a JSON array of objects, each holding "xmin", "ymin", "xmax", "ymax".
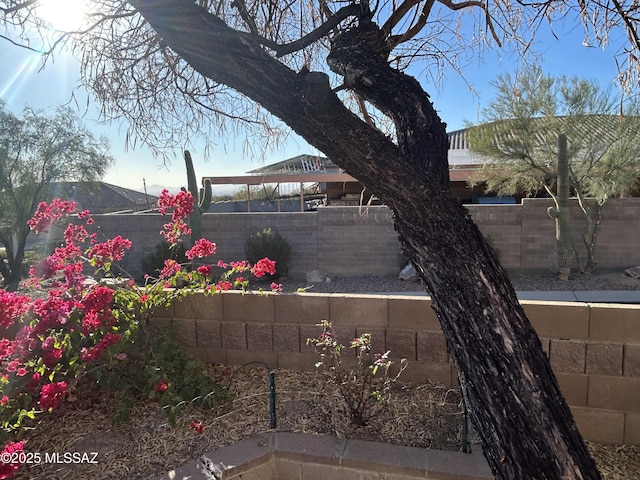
[
  {"xmin": 216, "ymin": 281, "xmax": 233, "ymax": 291},
  {"xmin": 158, "ymin": 190, "xmax": 194, "ymax": 243},
  {"xmin": 251, "ymin": 258, "xmax": 276, "ymax": 278},
  {"xmin": 186, "ymin": 238, "xmax": 216, "ymax": 259},
  {"xmin": 0, "ymin": 291, "xmax": 31, "ymax": 329},
  {"xmin": 86, "ymin": 235, "xmax": 132, "ymax": 266},
  {"xmin": 196, "ymin": 265, "xmax": 212, "ymax": 276},
  {"xmin": 155, "ymin": 380, "xmax": 168, "ymax": 393},
  {"xmin": 39, "ymin": 381, "xmax": 67, "ymax": 410},
  {"xmin": 42, "ymin": 348, "xmax": 63, "ymax": 368},
  {"xmin": 27, "ymin": 199, "xmax": 77, "ymax": 233},
  {"xmin": 189, "ymin": 420, "xmax": 205, "ymax": 434},
  {"xmin": 270, "ymin": 283, "xmax": 283, "ymax": 292},
  {"xmin": 0, "ymin": 440, "xmax": 25, "ymax": 478},
  {"xmin": 0, "ymin": 339, "xmax": 14, "ymax": 360},
  {"xmin": 80, "ymin": 333, "xmax": 122, "ymax": 363},
  {"xmin": 159, "ymin": 259, "xmax": 181, "ymax": 279}
]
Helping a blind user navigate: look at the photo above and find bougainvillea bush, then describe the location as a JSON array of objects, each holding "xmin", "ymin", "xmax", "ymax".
[{"xmin": 0, "ymin": 190, "xmax": 280, "ymax": 478}]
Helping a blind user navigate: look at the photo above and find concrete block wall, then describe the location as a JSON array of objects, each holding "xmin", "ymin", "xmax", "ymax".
[
  {"xmin": 156, "ymin": 432, "xmax": 493, "ymax": 480},
  {"xmin": 151, "ymin": 292, "xmax": 640, "ymax": 445},
  {"xmin": 90, "ymin": 197, "xmax": 640, "ymax": 279}
]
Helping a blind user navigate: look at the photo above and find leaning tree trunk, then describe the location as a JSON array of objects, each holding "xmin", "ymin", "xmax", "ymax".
[{"xmin": 127, "ymin": 2, "xmax": 601, "ymax": 478}]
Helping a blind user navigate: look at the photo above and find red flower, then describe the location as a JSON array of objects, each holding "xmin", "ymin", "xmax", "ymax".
[
  {"xmin": 251, "ymin": 258, "xmax": 276, "ymax": 278},
  {"xmin": 186, "ymin": 238, "xmax": 217, "ymax": 259},
  {"xmin": 39, "ymin": 381, "xmax": 67, "ymax": 410},
  {"xmin": 196, "ymin": 265, "xmax": 212, "ymax": 276},
  {"xmin": 86, "ymin": 236, "xmax": 132, "ymax": 266},
  {"xmin": 270, "ymin": 282, "xmax": 283, "ymax": 292},
  {"xmin": 42, "ymin": 348, "xmax": 63, "ymax": 368},
  {"xmin": 27, "ymin": 199, "xmax": 77, "ymax": 233},
  {"xmin": 0, "ymin": 440, "xmax": 25, "ymax": 479},
  {"xmin": 80, "ymin": 333, "xmax": 122, "ymax": 363},
  {"xmin": 216, "ymin": 281, "xmax": 233, "ymax": 291},
  {"xmin": 0, "ymin": 291, "xmax": 31, "ymax": 329},
  {"xmin": 159, "ymin": 259, "xmax": 182, "ymax": 279},
  {"xmin": 189, "ymin": 420, "xmax": 205, "ymax": 434},
  {"xmin": 0, "ymin": 339, "xmax": 14, "ymax": 360},
  {"xmin": 156, "ymin": 380, "xmax": 168, "ymax": 393},
  {"xmin": 158, "ymin": 190, "xmax": 194, "ymax": 243}
]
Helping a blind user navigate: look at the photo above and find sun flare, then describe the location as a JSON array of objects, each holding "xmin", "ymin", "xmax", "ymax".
[{"xmin": 37, "ymin": 0, "xmax": 89, "ymax": 32}]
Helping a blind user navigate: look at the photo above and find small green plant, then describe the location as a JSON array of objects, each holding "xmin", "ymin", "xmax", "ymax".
[
  {"xmin": 90, "ymin": 327, "xmax": 230, "ymax": 425},
  {"xmin": 244, "ymin": 228, "xmax": 291, "ymax": 280},
  {"xmin": 141, "ymin": 240, "xmax": 189, "ymax": 278},
  {"xmin": 307, "ymin": 320, "xmax": 407, "ymax": 426}
]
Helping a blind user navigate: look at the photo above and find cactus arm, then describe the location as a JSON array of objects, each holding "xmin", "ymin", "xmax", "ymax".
[
  {"xmin": 200, "ymin": 178, "xmax": 212, "ymax": 213},
  {"xmin": 184, "ymin": 150, "xmax": 203, "ymax": 244}
]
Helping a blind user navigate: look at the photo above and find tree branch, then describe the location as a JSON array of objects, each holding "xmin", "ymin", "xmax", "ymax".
[
  {"xmin": 0, "ymin": 0, "xmax": 38, "ymax": 14},
  {"xmin": 273, "ymin": 4, "xmax": 361, "ymax": 57},
  {"xmin": 231, "ymin": 0, "xmax": 258, "ymax": 35},
  {"xmin": 610, "ymin": 0, "xmax": 640, "ymax": 54}
]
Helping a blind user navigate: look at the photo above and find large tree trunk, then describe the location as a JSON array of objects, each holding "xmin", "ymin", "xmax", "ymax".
[{"xmin": 128, "ymin": 2, "xmax": 601, "ymax": 478}]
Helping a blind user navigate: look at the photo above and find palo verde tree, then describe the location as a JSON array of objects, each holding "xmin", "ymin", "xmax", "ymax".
[
  {"xmin": 3, "ymin": 1, "xmax": 640, "ymax": 478},
  {"xmin": 0, "ymin": 100, "xmax": 113, "ymax": 287},
  {"xmin": 468, "ymin": 66, "xmax": 640, "ymax": 277}
]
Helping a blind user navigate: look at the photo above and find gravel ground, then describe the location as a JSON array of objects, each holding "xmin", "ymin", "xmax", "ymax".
[{"xmin": 276, "ymin": 267, "xmax": 640, "ymax": 294}]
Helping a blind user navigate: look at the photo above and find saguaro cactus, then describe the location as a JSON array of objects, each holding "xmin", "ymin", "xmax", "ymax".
[
  {"xmin": 547, "ymin": 133, "xmax": 574, "ymax": 280},
  {"xmin": 182, "ymin": 150, "xmax": 212, "ymax": 245}
]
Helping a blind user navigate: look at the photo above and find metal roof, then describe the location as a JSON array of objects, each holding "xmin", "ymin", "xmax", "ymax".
[{"xmin": 247, "ymin": 154, "xmax": 340, "ymax": 175}]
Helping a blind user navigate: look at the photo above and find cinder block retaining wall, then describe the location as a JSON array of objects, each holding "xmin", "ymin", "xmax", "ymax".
[
  {"xmin": 156, "ymin": 432, "xmax": 493, "ymax": 480},
  {"xmin": 92, "ymin": 198, "xmax": 640, "ymax": 280},
  {"xmin": 151, "ymin": 291, "xmax": 640, "ymax": 446}
]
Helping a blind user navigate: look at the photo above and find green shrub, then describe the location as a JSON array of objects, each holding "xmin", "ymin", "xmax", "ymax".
[
  {"xmin": 244, "ymin": 228, "xmax": 291, "ymax": 280},
  {"xmin": 141, "ymin": 241, "xmax": 188, "ymax": 278}
]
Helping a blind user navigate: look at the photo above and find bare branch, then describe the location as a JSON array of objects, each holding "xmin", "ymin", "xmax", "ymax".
[
  {"xmin": 439, "ymin": 0, "xmax": 501, "ymax": 46},
  {"xmin": 231, "ymin": 0, "xmax": 258, "ymax": 35},
  {"xmin": 381, "ymin": 0, "xmax": 421, "ymax": 36},
  {"xmin": 273, "ymin": 4, "xmax": 361, "ymax": 57},
  {"xmin": 387, "ymin": 0, "xmax": 436, "ymax": 49},
  {"xmin": 0, "ymin": 0, "xmax": 38, "ymax": 14},
  {"xmin": 610, "ymin": 0, "xmax": 640, "ymax": 54}
]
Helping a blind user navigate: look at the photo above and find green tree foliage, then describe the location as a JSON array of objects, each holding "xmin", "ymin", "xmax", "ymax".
[
  {"xmin": 468, "ymin": 66, "xmax": 640, "ymax": 274},
  {"xmin": 0, "ymin": 101, "xmax": 113, "ymax": 286}
]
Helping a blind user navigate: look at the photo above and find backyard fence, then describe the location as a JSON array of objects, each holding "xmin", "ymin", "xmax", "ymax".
[{"xmin": 87, "ymin": 198, "xmax": 640, "ymax": 280}]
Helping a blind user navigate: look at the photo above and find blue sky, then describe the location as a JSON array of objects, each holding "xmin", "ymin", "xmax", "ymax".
[{"xmin": 0, "ymin": 18, "xmax": 625, "ymax": 193}]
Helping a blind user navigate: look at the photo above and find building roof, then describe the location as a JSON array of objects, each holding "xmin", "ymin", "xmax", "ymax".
[
  {"xmin": 247, "ymin": 154, "xmax": 340, "ymax": 175},
  {"xmin": 48, "ymin": 181, "xmax": 158, "ymax": 214}
]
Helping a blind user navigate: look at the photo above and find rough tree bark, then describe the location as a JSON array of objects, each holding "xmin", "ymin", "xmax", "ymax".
[{"xmin": 126, "ymin": 2, "xmax": 601, "ymax": 478}]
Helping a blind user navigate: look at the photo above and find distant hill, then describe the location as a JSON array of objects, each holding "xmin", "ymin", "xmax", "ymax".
[{"xmin": 139, "ymin": 184, "xmax": 183, "ymax": 197}]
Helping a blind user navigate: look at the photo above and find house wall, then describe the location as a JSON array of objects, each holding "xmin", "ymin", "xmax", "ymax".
[
  {"xmin": 151, "ymin": 291, "xmax": 640, "ymax": 445},
  {"xmin": 92, "ymin": 197, "xmax": 640, "ymax": 280}
]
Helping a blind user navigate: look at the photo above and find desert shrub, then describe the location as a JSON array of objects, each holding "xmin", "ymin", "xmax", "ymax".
[
  {"xmin": 244, "ymin": 228, "xmax": 291, "ymax": 279},
  {"xmin": 141, "ymin": 241, "xmax": 188, "ymax": 278},
  {"xmin": 307, "ymin": 320, "xmax": 407, "ymax": 426}
]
